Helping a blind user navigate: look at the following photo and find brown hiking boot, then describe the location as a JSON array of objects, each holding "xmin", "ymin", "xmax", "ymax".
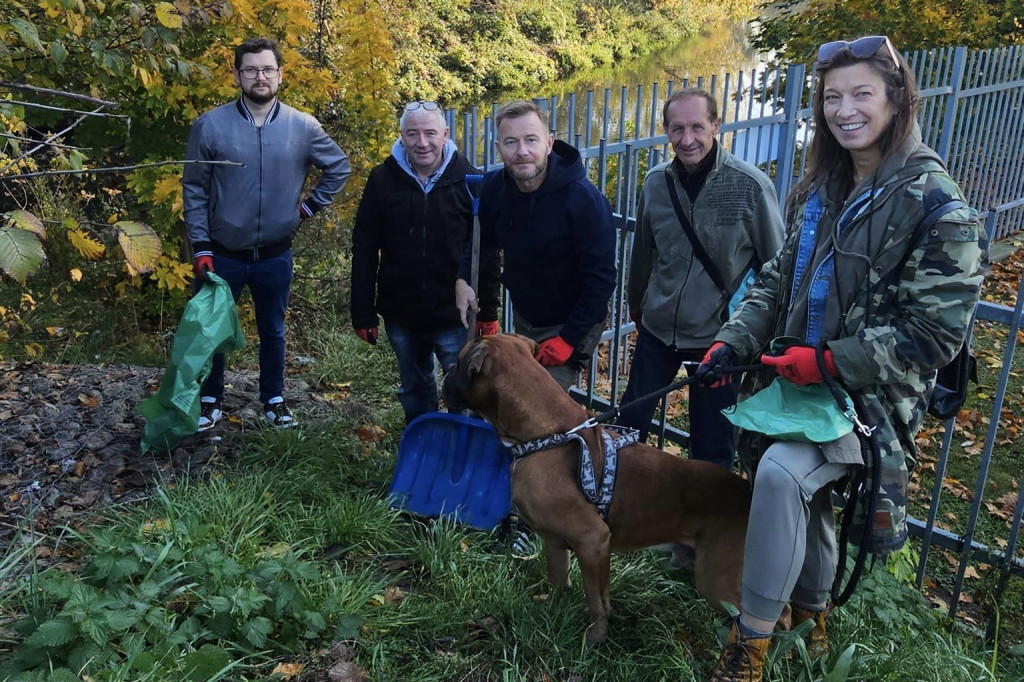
[
  {"xmin": 791, "ymin": 603, "xmax": 832, "ymax": 659},
  {"xmin": 709, "ymin": 619, "xmax": 772, "ymax": 682}
]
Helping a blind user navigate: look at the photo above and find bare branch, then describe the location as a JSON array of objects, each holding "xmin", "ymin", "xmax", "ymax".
[
  {"xmin": 0, "ymin": 107, "xmax": 104, "ymax": 175},
  {"xmin": 0, "ymin": 159, "xmax": 244, "ymax": 181},
  {"xmin": 2, "ymin": 98, "xmax": 130, "ymax": 119},
  {"xmin": 0, "ymin": 81, "xmax": 120, "ymax": 108},
  {"xmin": 0, "ymin": 132, "xmax": 91, "ymax": 151}
]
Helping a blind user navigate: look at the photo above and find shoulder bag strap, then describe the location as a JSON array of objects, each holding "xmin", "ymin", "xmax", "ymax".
[{"xmin": 663, "ymin": 171, "xmax": 729, "ymax": 296}]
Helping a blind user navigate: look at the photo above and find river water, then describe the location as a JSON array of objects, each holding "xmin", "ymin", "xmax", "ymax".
[{"xmin": 463, "ymin": 21, "xmax": 776, "ymax": 165}]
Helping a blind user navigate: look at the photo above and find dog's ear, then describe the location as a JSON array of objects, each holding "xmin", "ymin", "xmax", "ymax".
[{"xmin": 464, "ymin": 337, "xmax": 489, "ymax": 379}]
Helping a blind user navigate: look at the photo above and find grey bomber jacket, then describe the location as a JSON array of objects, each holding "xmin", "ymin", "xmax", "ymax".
[{"xmin": 183, "ymin": 98, "xmax": 350, "ymax": 260}]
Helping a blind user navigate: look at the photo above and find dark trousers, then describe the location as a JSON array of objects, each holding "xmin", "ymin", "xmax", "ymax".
[
  {"xmin": 199, "ymin": 251, "xmax": 293, "ymax": 404},
  {"xmin": 617, "ymin": 326, "xmax": 739, "ymax": 469}
]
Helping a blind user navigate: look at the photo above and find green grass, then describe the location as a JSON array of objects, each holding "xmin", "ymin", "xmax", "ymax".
[{"xmin": 2, "ymin": 272, "xmax": 1023, "ymax": 680}]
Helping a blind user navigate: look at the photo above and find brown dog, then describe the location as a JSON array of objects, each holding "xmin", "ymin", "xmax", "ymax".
[{"xmin": 442, "ymin": 334, "xmax": 755, "ymax": 644}]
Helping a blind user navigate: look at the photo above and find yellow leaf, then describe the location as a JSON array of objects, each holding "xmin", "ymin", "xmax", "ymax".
[
  {"xmin": 460, "ymin": 538, "xmax": 470, "ymax": 553},
  {"xmin": 964, "ymin": 566, "xmax": 980, "ymax": 580},
  {"xmin": 67, "ymin": 228, "xmax": 105, "ymax": 260},
  {"xmin": 266, "ymin": 542, "xmax": 290, "ymax": 559},
  {"xmin": 155, "ymin": 2, "xmax": 183, "ymax": 29},
  {"xmin": 270, "ymin": 663, "xmax": 305, "ymax": 680},
  {"xmin": 70, "ymin": 268, "xmax": 82, "ymax": 282},
  {"xmin": 115, "ymin": 221, "xmax": 162, "ymax": 274}
]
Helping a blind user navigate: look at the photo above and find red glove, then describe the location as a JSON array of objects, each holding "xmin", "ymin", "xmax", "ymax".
[
  {"xmin": 630, "ymin": 310, "xmax": 642, "ymax": 327},
  {"xmin": 475, "ymin": 320, "xmax": 499, "ymax": 337},
  {"xmin": 193, "ymin": 255, "xmax": 214, "ymax": 281},
  {"xmin": 760, "ymin": 346, "xmax": 837, "ymax": 386},
  {"xmin": 535, "ymin": 336, "xmax": 574, "ymax": 367},
  {"xmin": 355, "ymin": 327, "xmax": 378, "ymax": 345},
  {"xmin": 696, "ymin": 341, "xmax": 737, "ymax": 388}
]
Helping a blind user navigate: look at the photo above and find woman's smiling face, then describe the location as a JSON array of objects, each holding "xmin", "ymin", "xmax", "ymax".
[{"xmin": 822, "ymin": 61, "xmax": 894, "ymax": 162}]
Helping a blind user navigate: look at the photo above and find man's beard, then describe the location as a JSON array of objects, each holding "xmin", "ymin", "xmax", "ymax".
[
  {"xmin": 244, "ymin": 86, "xmax": 276, "ymax": 105},
  {"xmin": 509, "ymin": 159, "xmax": 547, "ymax": 184}
]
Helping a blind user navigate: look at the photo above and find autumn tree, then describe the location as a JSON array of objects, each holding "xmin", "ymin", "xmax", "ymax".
[{"xmin": 755, "ymin": 0, "xmax": 1023, "ymax": 63}]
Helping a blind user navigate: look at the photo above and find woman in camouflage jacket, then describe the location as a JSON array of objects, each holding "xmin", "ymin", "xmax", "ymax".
[{"xmin": 699, "ymin": 37, "xmax": 988, "ymax": 682}]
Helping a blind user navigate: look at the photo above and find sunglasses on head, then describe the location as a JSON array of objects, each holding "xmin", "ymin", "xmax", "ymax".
[
  {"xmin": 817, "ymin": 35, "xmax": 901, "ymax": 69},
  {"xmin": 404, "ymin": 101, "xmax": 441, "ymax": 112}
]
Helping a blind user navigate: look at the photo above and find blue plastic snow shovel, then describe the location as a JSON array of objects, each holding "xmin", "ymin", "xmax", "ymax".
[{"xmin": 387, "ymin": 412, "xmax": 513, "ymax": 530}]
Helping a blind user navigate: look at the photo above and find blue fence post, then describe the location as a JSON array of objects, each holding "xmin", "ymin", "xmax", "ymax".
[
  {"xmin": 937, "ymin": 46, "xmax": 968, "ymax": 161},
  {"xmin": 774, "ymin": 63, "xmax": 805, "ymax": 202}
]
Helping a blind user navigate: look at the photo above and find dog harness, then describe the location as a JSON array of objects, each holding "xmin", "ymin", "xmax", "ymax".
[{"xmin": 509, "ymin": 426, "xmax": 639, "ymax": 520}]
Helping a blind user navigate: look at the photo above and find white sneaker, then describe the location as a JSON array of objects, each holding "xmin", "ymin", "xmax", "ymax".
[{"xmin": 198, "ymin": 397, "xmax": 222, "ymax": 432}]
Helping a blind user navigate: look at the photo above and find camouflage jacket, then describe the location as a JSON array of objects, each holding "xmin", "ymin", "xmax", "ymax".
[{"xmin": 716, "ymin": 130, "xmax": 988, "ymax": 552}]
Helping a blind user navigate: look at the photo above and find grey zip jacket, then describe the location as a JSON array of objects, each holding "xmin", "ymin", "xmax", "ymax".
[
  {"xmin": 628, "ymin": 144, "xmax": 785, "ymax": 349},
  {"xmin": 183, "ymin": 98, "xmax": 350, "ymax": 259}
]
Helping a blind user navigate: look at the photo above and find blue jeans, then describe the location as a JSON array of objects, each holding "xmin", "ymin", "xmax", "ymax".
[
  {"xmin": 616, "ymin": 326, "xmax": 739, "ymax": 469},
  {"xmin": 386, "ymin": 322, "xmax": 466, "ymax": 422},
  {"xmin": 199, "ymin": 251, "xmax": 293, "ymax": 404}
]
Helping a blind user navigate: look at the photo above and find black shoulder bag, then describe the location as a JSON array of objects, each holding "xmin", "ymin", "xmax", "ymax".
[
  {"xmin": 894, "ymin": 199, "xmax": 978, "ymax": 420},
  {"xmin": 664, "ymin": 172, "xmax": 730, "ymax": 298}
]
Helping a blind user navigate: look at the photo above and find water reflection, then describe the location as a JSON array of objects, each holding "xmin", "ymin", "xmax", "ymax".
[{"xmin": 452, "ymin": 21, "xmax": 779, "ymax": 171}]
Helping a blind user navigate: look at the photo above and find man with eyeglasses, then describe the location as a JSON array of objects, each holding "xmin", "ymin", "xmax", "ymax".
[
  {"xmin": 351, "ymin": 101, "xmax": 497, "ymax": 423},
  {"xmin": 183, "ymin": 36, "xmax": 350, "ymax": 431}
]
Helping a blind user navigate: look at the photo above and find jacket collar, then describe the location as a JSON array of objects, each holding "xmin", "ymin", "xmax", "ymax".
[{"xmin": 235, "ymin": 97, "xmax": 281, "ymax": 127}]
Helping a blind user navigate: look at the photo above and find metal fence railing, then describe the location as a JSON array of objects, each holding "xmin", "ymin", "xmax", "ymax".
[{"xmin": 445, "ymin": 44, "xmax": 1024, "ymax": 619}]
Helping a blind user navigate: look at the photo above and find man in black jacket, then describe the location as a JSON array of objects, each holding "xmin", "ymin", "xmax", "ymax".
[{"xmin": 351, "ymin": 102, "xmax": 498, "ymax": 423}]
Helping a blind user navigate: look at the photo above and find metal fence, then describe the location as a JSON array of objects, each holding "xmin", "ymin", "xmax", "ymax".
[{"xmin": 446, "ymin": 44, "xmax": 1024, "ymax": 619}]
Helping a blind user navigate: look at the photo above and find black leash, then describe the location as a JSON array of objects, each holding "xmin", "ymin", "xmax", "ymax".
[
  {"xmin": 568, "ymin": 364, "xmax": 764, "ymax": 434},
  {"xmin": 814, "ymin": 345, "xmax": 882, "ymax": 606}
]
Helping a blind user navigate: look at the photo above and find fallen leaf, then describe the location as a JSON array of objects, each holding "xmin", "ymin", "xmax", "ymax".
[
  {"xmin": 964, "ymin": 566, "xmax": 980, "ymax": 580},
  {"xmin": 271, "ymin": 662, "xmax": 305, "ymax": 680},
  {"xmin": 460, "ymin": 538, "xmax": 470, "ymax": 553},
  {"xmin": 383, "ymin": 586, "xmax": 404, "ymax": 605},
  {"xmin": 78, "ymin": 393, "xmax": 99, "ymax": 408},
  {"xmin": 327, "ymin": 661, "xmax": 368, "ymax": 682}
]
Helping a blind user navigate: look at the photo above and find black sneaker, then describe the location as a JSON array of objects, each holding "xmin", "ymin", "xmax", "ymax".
[
  {"xmin": 198, "ymin": 397, "xmax": 222, "ymax": 432},
  {"xmin": 263, "ymin": 397, "xmax": 297, "ymax": 429}
]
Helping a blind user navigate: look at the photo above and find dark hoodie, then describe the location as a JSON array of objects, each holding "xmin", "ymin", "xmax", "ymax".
[{"xmin": 463, "ymin": 140, "xmax": 616, "ymax": 346}]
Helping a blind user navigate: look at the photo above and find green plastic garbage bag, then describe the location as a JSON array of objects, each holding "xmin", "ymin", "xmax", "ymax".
[
  {"xmin": 139, "ymin": 274, "xmax": 244, "ymax": 453},
  {"xmin": 723, "ymin": 377, "xmax": 856, "ymax": 444}
]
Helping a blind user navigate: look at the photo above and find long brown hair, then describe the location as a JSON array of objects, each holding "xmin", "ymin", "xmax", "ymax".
[{"xmin": 790, "ymin": 45, "xmax": 920, "ymax": 208}]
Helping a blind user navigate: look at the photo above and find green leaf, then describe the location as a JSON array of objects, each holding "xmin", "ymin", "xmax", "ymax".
[
  {"xmin": 81, "ymin": 616, "xmax": 111, "ymax": 646},
  {"xmin": 334, "ymin": 614, "xmax": 363, "ymax": 640},
  {"xmin": 241, "ymin": 616, "xmax": 272, "ymax": 647},
  {"xmin": 183, "ymin": 644, "xmax": 231, "ymax": 682},
  {"xmin": 106, "ymin": 609, "xmax": 140, "ymax": 632},
  {"xmin": 50, "ymin": 40, "xmax": 67, "ymax": 66},
  {"xmin": 0, "ymin": 224, "xmax": 46, "ymax": 284},
  {"xmin": 115, "ymin": 221, "xmax": 162, "ymax": 275},
  {"xmin": 823, "ymin": 643, "xmax": 858, "ymax": 682},
  {"xmin": 10, "ymin": 18, "xmax": 45, "ymax": 54},
  {"xmin": 25, "ymin": 619, "xmax": 77, "ymax": 647},
  {"xmin": 206, "ymin": 595, "xmax": 231, "ymax": 613}
]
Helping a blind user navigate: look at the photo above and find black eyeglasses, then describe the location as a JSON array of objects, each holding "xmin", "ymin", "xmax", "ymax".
[
  {"xmin": 404, "ymin": 101, "xmax": 441, "ymax": 112},
  {"xmin": 238, "ymin": 66, "xmax": 280, "ymax": 79},
  {"xmin": 817, "ymin": 36, "xmax": 901, "ymax": 69}
]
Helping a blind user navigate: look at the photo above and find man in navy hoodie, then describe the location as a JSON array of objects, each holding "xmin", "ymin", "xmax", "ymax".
[
  {"xmin": 455, "ymin": 100, "xmax": 616, "ymax": 389},
  {"xmin": 352, "ymin": 102, "xmax": 498, "ymax": 422}
]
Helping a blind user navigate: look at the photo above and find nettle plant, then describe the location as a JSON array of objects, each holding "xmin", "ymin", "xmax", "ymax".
[{"xmin": 2, "ymin": 522, "xmax": 371, "ymax": 681}]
